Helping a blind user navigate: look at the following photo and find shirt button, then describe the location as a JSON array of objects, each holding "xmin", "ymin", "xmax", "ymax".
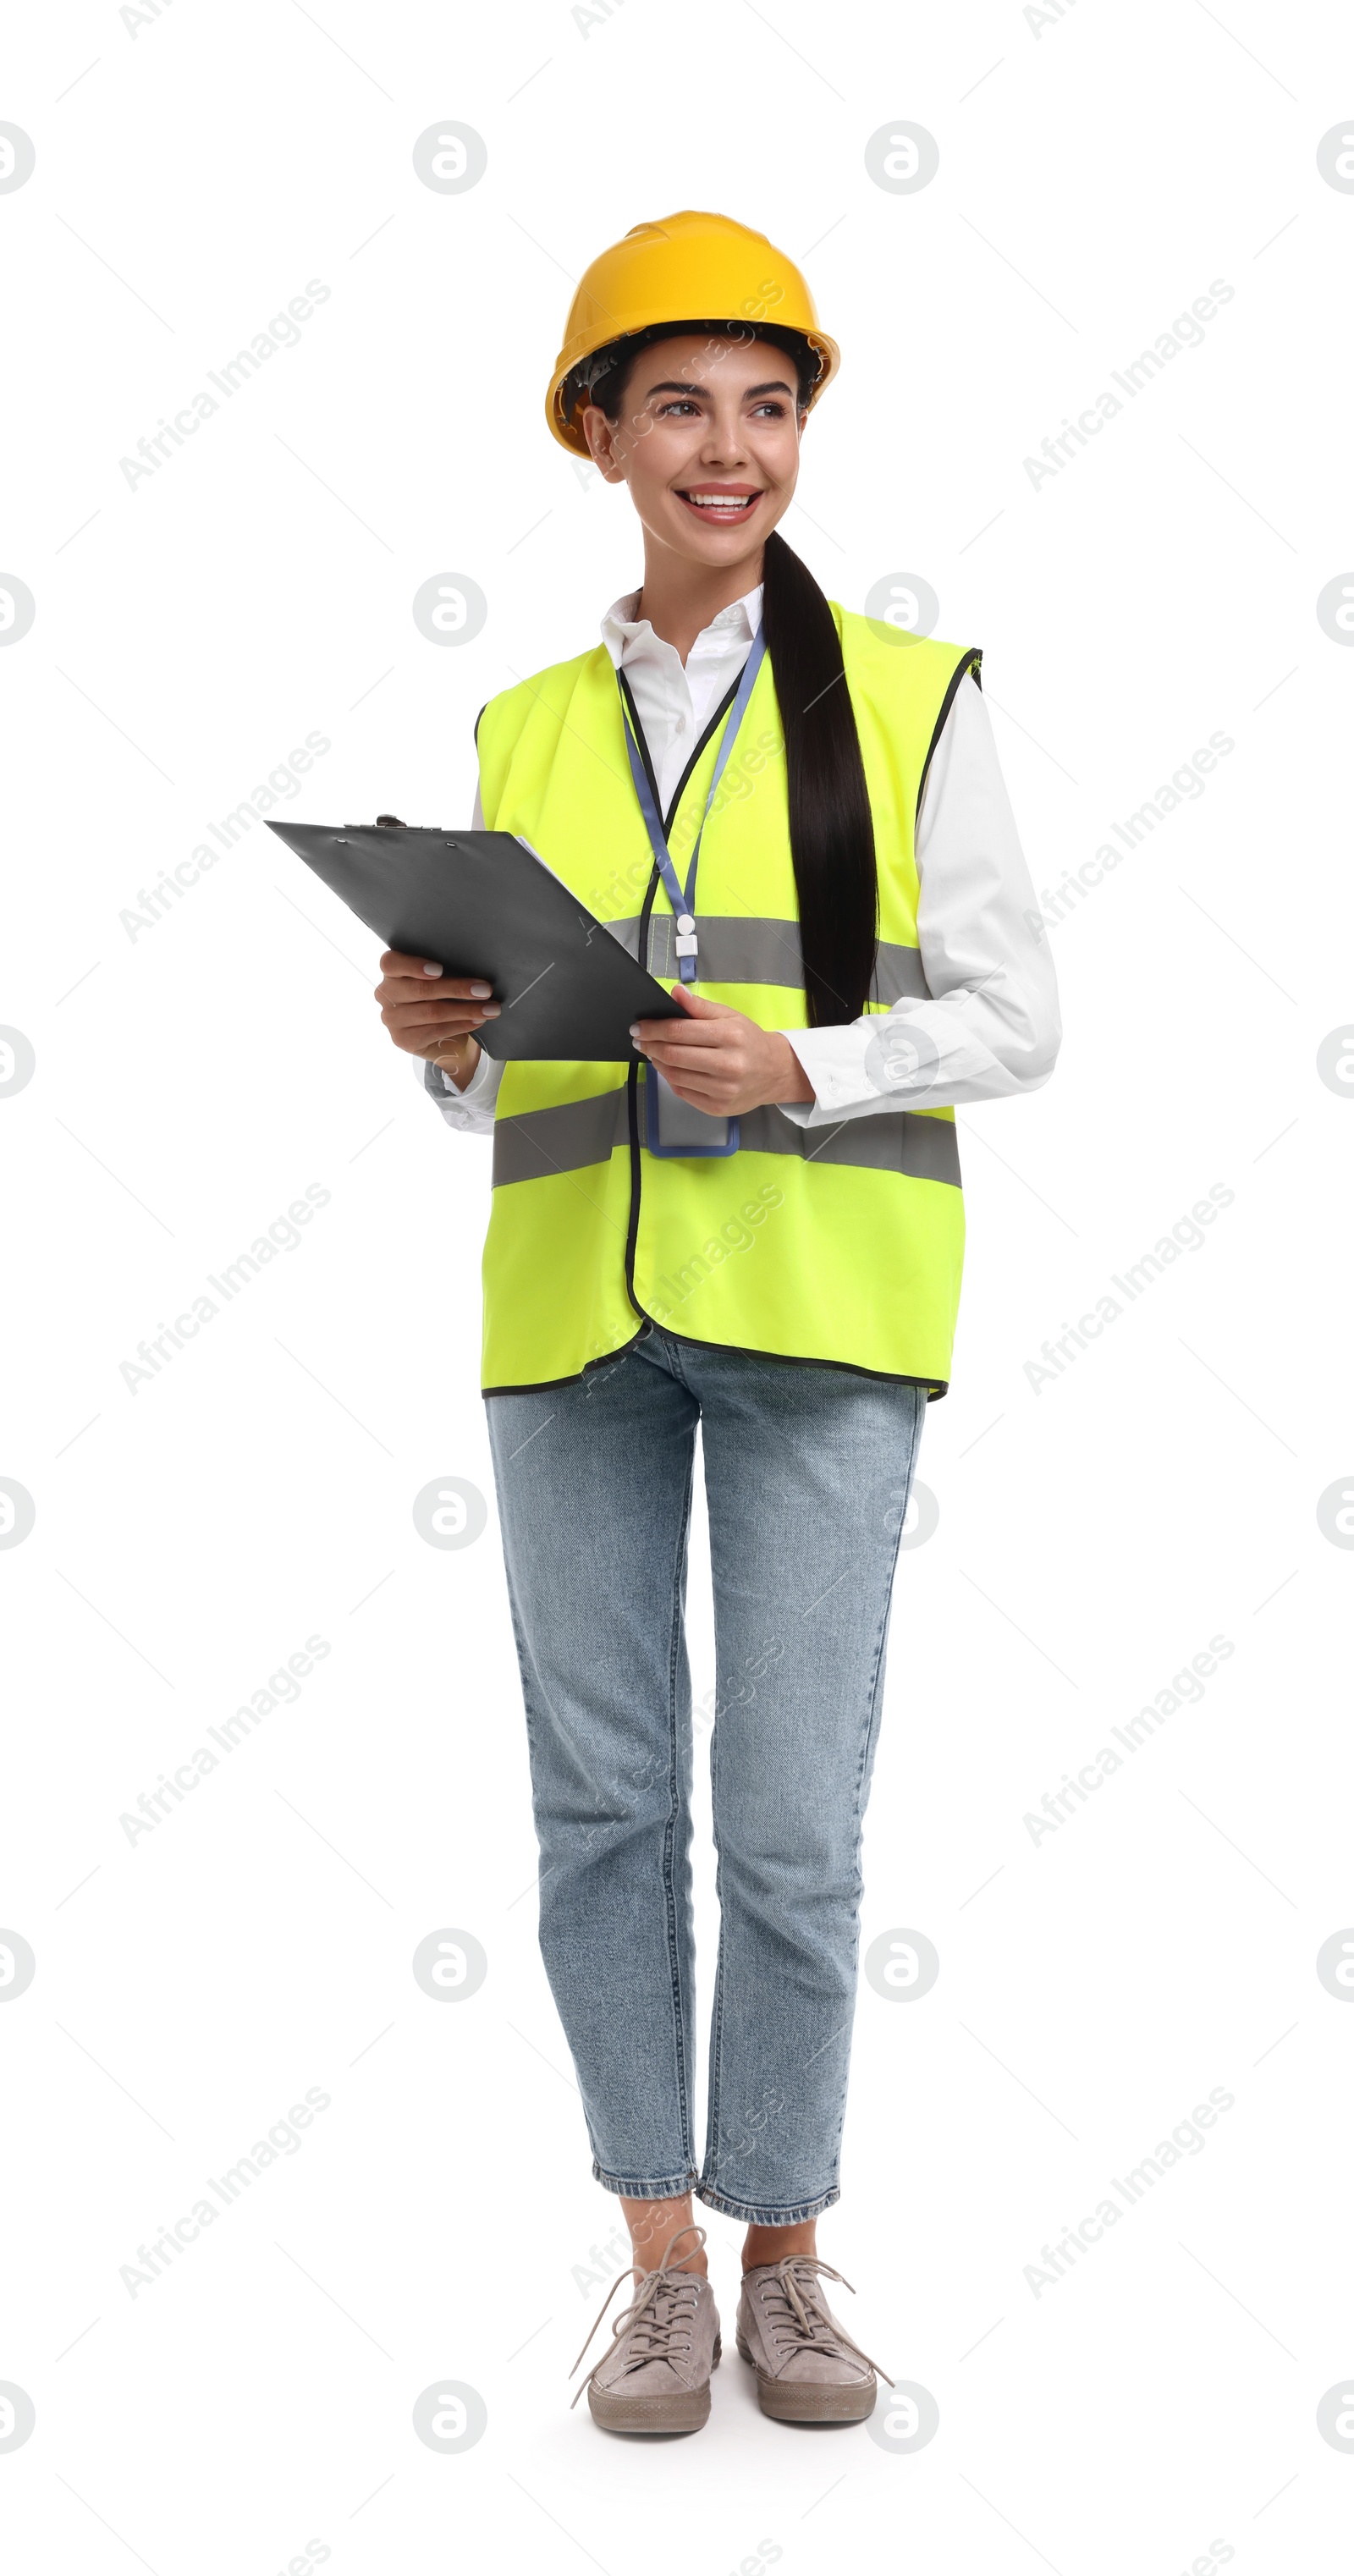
[{"xmin": 674, "ymin": 717, "xmax": 685, "ymax": 734}]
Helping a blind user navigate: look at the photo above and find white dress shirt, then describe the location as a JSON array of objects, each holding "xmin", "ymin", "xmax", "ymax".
[{"xmin": 422, "ymin": 582, "xmax": 1060, "ymax": 1129}]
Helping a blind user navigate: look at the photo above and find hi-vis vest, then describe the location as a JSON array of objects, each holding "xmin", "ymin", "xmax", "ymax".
[{"xmin": 473, "ymin": 608, "xmax": 979, "ymax": 1397}]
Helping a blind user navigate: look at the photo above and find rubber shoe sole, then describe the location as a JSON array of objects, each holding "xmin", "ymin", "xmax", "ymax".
[
  {"xmin": 587, "ymin": 2333, "xmax": 721, "ymax": 2434},
  {"xmin": 735, "ymin": 2327, "xmax": 875, "ymax": 2423}
]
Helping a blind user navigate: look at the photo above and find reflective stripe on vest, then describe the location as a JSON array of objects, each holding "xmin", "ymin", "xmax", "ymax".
[
  {"xmin": 492, "ymin": 1083, "xmax": 961, "ymax": 1190},
  {"xmin": 473, "ymin": 609, "xmax": 979, "ymax": 1396},
  {"xmin": 603, "ymin": 913, "xmax": 931, "ymax": 1005}
]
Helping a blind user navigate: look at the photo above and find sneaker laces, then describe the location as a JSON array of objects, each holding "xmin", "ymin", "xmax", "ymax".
[
  {"xmin": 750, "ymin": 2254, "xmax": 893, "ymax": 2386},
  {"xmin": 567, "ymin": 2222, "xmax": 709, "ymax": 2409}
]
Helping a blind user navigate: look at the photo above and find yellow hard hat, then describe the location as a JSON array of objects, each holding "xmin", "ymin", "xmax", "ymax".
[{"xmin": 546, "ymin": 208, "xmax": 839, "ymax": 455}]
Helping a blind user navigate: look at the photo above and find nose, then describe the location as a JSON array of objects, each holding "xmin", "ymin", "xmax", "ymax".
[{"xmin": 699, "ymin": 412, "xmax": 750, "ymax": 470}]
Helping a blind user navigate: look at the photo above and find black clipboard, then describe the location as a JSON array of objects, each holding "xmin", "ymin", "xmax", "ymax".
[{"xmin": 267, "ymin": 818, "xmax": 683, "ymax": 1061}]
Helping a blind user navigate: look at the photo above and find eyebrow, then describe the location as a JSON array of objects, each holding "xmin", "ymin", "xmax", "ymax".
[{"xmin": 642, "ymin": 377, "xmax": 796, "ymax": 402}]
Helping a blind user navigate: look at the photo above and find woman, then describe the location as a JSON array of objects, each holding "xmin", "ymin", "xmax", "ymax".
[{"xmin": 376, "ymin": 210, "xmax": 1060, "ymax": 2435}]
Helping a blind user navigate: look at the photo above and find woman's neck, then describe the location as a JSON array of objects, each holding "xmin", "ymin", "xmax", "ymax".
[{"xmin": 634, "ymin": 541, "xmax": 763, "ymax": 665}]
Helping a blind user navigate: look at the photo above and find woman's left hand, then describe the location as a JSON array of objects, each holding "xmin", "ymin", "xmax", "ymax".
[{"xmin": 630, "ymin": 985, "xmax": 815, "ymax": 1115}]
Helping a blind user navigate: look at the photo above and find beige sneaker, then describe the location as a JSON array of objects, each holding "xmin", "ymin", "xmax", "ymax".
[
  {"xmin": 570, "ymin": 2224, "xmax": 721, "ymax": 2434},
  {"xmin": 736, "ymin": 2254, "xmax": 889, "ymax": 2424}
]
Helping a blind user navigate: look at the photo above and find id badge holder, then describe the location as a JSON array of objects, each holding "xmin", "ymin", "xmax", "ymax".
[{"xmin": 644, "ymin": 1068, "xmax": 740, "ymax": 1159}]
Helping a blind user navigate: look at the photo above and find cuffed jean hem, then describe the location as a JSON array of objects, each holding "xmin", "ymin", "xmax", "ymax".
[
  {"xmin": 592, "ymin": 2160, "xmax": 701, "ymax": 2201},
  {"xmin": 695, "ymin": 2180, "xmax": 843, "ymax": 2225}
]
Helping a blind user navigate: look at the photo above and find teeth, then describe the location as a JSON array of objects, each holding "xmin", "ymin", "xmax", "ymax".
[{"xmin": 684, "ymin": 492, "xmax": 756, "ymax": 509}]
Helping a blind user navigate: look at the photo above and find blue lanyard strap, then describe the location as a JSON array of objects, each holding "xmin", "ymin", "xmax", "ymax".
[{"xmin": 616, "ymin": 628, "xmax": 768, "ymax": 983}]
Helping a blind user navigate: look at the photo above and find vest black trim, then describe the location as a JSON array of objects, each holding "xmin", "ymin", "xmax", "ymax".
[
  {"xmin": 916, "ymin": 648, "xmax": 982, "ymax": 823},
  {"xmin": 614, "ymin": 665, "xmax": 743, "ymax": 841},
  {"xmin": 481, "ymin": 1330, "xmax": 947, "ymax": 1402}
]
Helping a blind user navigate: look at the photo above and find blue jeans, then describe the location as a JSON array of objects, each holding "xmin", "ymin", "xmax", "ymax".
[{"xmin": 485, "ymin": 1325, "xmax": 927, "ymax": 2224}]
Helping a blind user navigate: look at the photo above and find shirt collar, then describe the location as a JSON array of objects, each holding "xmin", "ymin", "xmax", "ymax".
[{"xmin": 600, "ymin": 582, "xmax": 763, "ymax": 669}]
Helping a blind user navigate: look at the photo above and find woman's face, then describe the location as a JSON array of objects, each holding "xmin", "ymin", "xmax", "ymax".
[{"xmin": 580, "ymin": 333, "xmax": 804, "ymax": 572}]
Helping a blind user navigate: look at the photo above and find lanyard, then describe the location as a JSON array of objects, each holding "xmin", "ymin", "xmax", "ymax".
[{"xmin": 616, "ymin": 629, "xmax": 768, "ymax": 983}]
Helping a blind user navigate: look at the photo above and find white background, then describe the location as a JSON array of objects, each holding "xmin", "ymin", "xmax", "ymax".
[{"xmin": 2, "ymin": 3, "xmax": 1351, "ymax": 2570}]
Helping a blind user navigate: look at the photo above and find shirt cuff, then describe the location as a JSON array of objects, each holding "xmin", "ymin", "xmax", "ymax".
[
  {"xmin": 773, "ymin": 1026, "xmax": 895, "ymax": 1126},
  {"xmin": 443, "ymin": 1046, "xmax": 499, "ymax": 1104},
  {"xmin": 417, "ymin": 1047, "xmax": 501, "ymax": 1130}
]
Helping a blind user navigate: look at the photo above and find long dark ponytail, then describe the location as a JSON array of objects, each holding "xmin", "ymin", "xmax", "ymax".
[
  {"xmin": 581, "ymin": 325, "xmax": 879, "ymax": 1027},
  {"xmin": 758, "ymin": 526, "xmax": 878, "ymax": 1027}
]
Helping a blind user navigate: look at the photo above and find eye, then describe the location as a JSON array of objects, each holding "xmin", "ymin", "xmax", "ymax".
[
  {"xmin": 656, "ymin": 399, "xmax": 700, "ymax": 418},
  {"xmin": 750, "ymin": 400, "xmax": 788, "ymax": 419}
]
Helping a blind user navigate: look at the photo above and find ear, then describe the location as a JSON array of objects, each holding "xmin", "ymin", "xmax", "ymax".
[{"xmin": 579, "ymin": 403, "xmax": 626, "ymax": 484}]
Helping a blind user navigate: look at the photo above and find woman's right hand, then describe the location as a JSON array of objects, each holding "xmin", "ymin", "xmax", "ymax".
[{"xmin": 375, "ymin": 949, "xmax": 499, "ymax": 1093}]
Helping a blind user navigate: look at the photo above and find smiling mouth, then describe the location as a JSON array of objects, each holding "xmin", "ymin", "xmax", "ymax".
[{"xmin": 674, "ymin": 487, "xmax": 763, "ymax": 523}]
